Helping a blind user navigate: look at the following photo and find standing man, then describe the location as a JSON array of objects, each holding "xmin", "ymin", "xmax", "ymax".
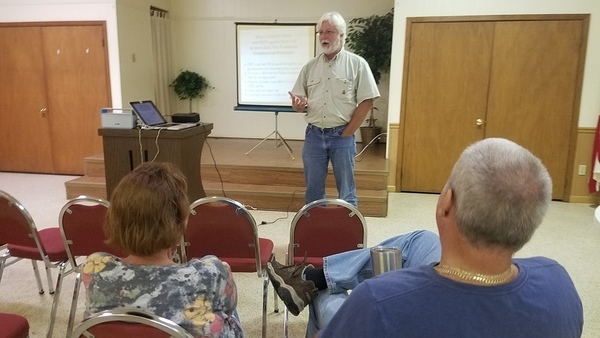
[{"xmin": 289, "ymin": 12, "xmax": 380, "ymax": 206}]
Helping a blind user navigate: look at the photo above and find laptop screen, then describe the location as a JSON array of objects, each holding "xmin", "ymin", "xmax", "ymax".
[{"xmin": 130, "ymin": 101, "xmax": 167, "ymax": 126}]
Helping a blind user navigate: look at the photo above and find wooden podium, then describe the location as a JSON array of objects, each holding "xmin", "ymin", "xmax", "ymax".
[{"xmin": 98, "ymin": 124, "xmax": 213, "ymax": 202}]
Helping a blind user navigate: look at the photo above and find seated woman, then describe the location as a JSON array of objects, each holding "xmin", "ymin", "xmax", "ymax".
[{"xmin": 82, "ymin": 162, "xmax": 243, "ymax": 337}]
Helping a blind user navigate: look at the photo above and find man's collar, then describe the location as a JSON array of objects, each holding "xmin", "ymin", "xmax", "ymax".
[{"xmin": 321, "ymin": 47, "xmax": 345, "ymax": 62}]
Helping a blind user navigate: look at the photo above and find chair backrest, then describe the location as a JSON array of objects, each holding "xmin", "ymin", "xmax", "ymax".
[
  {"xmin": 0, "ymin": 190, "xmax": 48, "ymax": 259},
  {"xmin": 59, "ymin": 195, "xmax": 124, "ymax": 268},
  {"xmin": 70, "ymin": 308, "xmax": 194, "ymax": 338},
  {"xmin": 289, "ymin": 198, "xmax": 367, "ymax": 266},
  {"xmin": 181, "ymin": 196, "xmax": 263, "ymax": 273}
]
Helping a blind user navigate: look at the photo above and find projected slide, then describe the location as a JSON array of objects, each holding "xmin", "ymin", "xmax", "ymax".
[{"xmin": 236, "ymin": 23, "xmax": 316, "ymax": 109}]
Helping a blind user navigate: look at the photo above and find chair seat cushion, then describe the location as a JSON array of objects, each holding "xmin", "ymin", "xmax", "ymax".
[
  {"xmin": 0, "ymin": 312, "xmax": 29, "ymax": 338},
  {"xmin": 221, "ymin": 238, "xmax": 274, "ymax": 273},
  {"xmin": 7, "ymin": 227, "xmax": 68, "ymax": 262}
]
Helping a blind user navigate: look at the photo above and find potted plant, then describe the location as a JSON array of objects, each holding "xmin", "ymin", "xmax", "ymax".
[
  {"xmin": 346, "ymin": 8, "xmax": 393, "ymax": 146},
  {"xmin": 362, "ymin": 107, "xmax": 382, "ymax": 146},
  {"xmin": 170, "ymin": 69, "xmax": 212, "ymax": 115}
]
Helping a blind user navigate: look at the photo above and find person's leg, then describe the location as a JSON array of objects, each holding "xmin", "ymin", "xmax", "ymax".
[
  {"xmin": 306, "ymin": 291, "xmax": 347, "ymax": 338},
  {"xmin": 306, "ymin": 230, "xmax": 441, "ymax": 334},
  {"xmin": 328, "ymin": 126, "xmax": 357, "ymax": 206},
  {"xmin": 323, "ymin": 229, "xmax": 441, "ymax": 293},
  {"xmin": 303, "ymin": 126, "xmax": 329, "ymax": 204}
]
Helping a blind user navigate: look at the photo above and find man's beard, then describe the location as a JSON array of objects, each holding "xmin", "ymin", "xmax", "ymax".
[{"xmin": 321, "ymin": 38, "xmax": 341, "ymax": 55}]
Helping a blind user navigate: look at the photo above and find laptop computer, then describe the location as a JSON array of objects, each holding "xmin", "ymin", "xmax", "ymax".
[{"xmin": 130, "ymin": 100, "xmax": 197, "ymax": 130}]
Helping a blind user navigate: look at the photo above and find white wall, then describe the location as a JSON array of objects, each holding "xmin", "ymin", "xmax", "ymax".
[
  {"xmin": 6, "ymin": 0, "xmax": 595, "ymax": 140},
  {"xmin": 0, "ymin": 0, "xmax": 123, "ymax": 107},
  {"xmin": 0, "ymin": 0, "xmax": 395, "ymax": 139},
  {"xmin": 168, "ymin": 0, "xmax": 394, "ymax": 139},
  {"xmin": 115, "ymin": 0, "xmax": 171, "ymax": 107},
  {"xmin": 391, "ymin": 0, "xmax": 600, "ymax": 128}
]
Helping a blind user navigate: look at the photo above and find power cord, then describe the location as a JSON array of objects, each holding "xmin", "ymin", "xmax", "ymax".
[
  {"xmin": 356, "ymin": 132, "xmax": 386, "ymax": 159},
  {"xmin": 257, "ymin": 189, "xmax": 305, "ymax": 225},
  {"xmin": 203, "ymin": 137, "xmax": 227, "ymax": 198},
  {"xmin": 137, "ymin": 127, "xmax": 165, "ymax": 163}
]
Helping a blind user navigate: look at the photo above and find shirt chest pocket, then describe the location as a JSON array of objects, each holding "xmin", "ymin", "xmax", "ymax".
[
  {"xmin": 306, "ymin": 78, "xmax": 321, "ymax": 98},
  {"xmin": 333, "ymin": 78, "xmax": 355, "ymax": 102}
]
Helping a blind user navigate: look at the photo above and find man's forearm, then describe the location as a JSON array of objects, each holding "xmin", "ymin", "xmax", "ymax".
[{"xmin": 342, "ymin": 99, "xmax": 373, "ymax": 136}]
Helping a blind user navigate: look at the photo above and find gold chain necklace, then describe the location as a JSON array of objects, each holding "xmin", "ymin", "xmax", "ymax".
[{"xmin": 434, "ymin": 264, "xmax": 514, "ymax": 285}]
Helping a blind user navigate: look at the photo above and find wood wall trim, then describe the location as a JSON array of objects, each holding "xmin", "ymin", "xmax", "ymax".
[
  {"xmin": 406, "ymin": 14, "xmax": 590, "ymax": 24},
  {"xmin": 0, "ymin": 21, "xmax": 106, "ymax": 28}
]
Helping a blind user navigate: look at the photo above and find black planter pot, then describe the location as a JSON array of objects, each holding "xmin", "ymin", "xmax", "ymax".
[{"xmin": 360, "ymin": 126, "xmax": 382, "ymax": 147}]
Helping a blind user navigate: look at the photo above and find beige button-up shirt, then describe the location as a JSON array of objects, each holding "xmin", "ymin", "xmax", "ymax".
[{"xmin": 291, "ymin": 49, "xmax": 380, "ymax": 129}]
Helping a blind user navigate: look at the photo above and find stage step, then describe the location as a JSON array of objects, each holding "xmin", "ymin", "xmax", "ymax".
[
  {"xmin": 83, "ymin": 154, "xmax": 105, "ymax": 177},
  {"xmin": 202, "ymin": 181, "xmax": 387, "ymax": 217},
  {"xmin": 65, "ymin": 176, "xmax": 106, "ymax": 200},
  {"xmin": 65, "ymin": 139, "xmax": 389, "ymax": 217},
  {"xmin": 201, "ymin": 163, "xmax": 388, "ymax": 191},
  {"xmin": 66, "ymin": 175, "xmax": 387, "ymax": 217}
]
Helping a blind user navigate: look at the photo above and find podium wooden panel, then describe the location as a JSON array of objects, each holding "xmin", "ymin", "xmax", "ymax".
[{"xmin": 98, "ymin": 124, "xmax": 213, "ymax": 201}]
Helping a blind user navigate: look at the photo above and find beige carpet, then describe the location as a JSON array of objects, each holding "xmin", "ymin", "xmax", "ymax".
[{"xmin": 1, "ymin": 172, "xmax": 599, "ymax": 337}]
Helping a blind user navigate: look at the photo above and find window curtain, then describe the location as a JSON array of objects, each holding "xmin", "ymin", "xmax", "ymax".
[{"xmin": 150, "ymin": 7, "xmax": 172, "ymax": 117}]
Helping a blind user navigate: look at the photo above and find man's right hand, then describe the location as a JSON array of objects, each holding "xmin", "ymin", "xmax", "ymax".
[{"xmin": 289, "ymin": 91, "xmax": 308, "ymax": 112}]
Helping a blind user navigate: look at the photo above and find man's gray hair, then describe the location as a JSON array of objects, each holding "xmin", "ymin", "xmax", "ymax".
[
  {"xmin": 317, "ymin": 12, "xmax": 347, "ymax": 45},
  {"xmin": 447, "ymin": 138, "xmax": 552, "ymax": 251}
]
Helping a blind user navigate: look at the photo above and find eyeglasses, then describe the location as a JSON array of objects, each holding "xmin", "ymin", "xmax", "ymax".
[{"xmin": 316, "ymin": 30, "xmax": 338, "ymax": 36}]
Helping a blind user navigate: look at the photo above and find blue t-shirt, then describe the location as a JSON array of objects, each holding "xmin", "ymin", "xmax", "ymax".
[{"xmin": 319, "ymin": 257, "xmax": 582, "ymax": 338}]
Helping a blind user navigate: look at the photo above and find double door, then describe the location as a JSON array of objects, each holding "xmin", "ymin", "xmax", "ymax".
[
  {"xmin": 398, "ymin": 15, "xmax": 588, "ymax": 200},
  {"xmin": 0, "ymin": 23, "xmax": 111, "ymax": 174}
]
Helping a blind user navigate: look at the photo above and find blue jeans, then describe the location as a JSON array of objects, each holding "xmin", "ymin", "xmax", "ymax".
[
  {"xmin": 302, "ymin": 124, "xmax": 357, "ymax": 206},
  {"xmin": 305, "ymin": 230, "xmax": 442, "ymax": 337}
]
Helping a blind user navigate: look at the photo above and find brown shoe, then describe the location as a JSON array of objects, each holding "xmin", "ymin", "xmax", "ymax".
[{"xmin": 266, "ymin": 260, "xmax": 318, "ymax": 316}]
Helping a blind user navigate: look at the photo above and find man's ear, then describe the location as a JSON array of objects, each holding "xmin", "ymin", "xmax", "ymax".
[{"xmin": 437, "ymin": 188, "xmax": 454, "ymax": 217}]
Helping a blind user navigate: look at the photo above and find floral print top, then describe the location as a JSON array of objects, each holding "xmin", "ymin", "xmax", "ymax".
[{"xmin": 82, "ymin": 252, "xmax": 243, "ymax": 337}]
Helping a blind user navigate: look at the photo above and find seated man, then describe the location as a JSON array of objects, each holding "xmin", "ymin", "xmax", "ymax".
[
  {"xmin": 322, "ymin": 138, "xmax": 583, "ymax": 337},
  {"xmin": 270, "ymin": 138, "xmax": 584, "ymax": 337},
  {"xmin": 267, "ymin": 230, "xmax": 442, "ymax": 337}
]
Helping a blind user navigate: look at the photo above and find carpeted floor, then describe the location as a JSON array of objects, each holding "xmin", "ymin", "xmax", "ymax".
[{"xmin": 1, "ymin": 172, "xmax": 599, "ymax": 337}]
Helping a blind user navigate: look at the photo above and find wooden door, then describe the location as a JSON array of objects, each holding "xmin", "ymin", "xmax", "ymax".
[
  {"xmin": 400, "ymin": 22, "xmax": 493, "ymax": 192},
  {"xmin": 485, "ymin": 20, "xmax": 584, "ymax": 198},
  {"xmin": 0, "ymin": 27, "xmax": 54, "ymax": 172},
  {"xmin": 398, "ymin": 16, "xmax": 588, "ymax": 200},
  {"xmin": 43, "ymin": 24, "xmax": 110, "ymax": 174},
  {"xmin": 0, "ymin": 22, "xmax": 110, "ymax": 175}
]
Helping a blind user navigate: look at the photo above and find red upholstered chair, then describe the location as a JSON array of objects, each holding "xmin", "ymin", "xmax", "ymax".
[
  {"xmin": 0, "ymin": 312, "xmax": 30, "ymax": 338},
  {"xmin": 180, "ymin": 196, "xmax": 277, "ymax": 338},
  {"xmin": 49, "ymin": 195, "xmax": 125, "ymax": 337},
  {"xmin": 287, "ymin": 198, "xmax": 367, "ymax": 267},
  {"xmin": 283, "ymin": 198, "xmax": 367, "ymax": 337},
  {"xmin": 70, "ymin": 308, "xmax": 193, "ymax": 338},
  {"xmin": 0, "ymin": 190, "xmax": 68, "ymax": 338}
]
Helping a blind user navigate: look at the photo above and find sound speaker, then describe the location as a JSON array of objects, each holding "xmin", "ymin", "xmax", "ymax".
[{"xmin": 172, "ymin": 113, "xmax": 200, "ymax": 123}]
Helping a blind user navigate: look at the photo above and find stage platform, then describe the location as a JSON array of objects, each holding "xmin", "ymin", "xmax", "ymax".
[{"xmin": 65, "ymin": 137, "xmax": 389, "ymax": 217}]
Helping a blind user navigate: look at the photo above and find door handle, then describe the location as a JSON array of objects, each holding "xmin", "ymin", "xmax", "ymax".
[
  {"xmin": 476, "ymin": 118, "xmax": 484, "ymax": 126},
  {"xmin": 40, "ymin": 107, "xmax": 48, "ymax": 117}
]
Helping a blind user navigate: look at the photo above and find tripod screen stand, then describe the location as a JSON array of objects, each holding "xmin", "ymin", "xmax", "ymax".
[{"xmin": 234, "ymin": 105, "xmax": 297, "ymax": 160}]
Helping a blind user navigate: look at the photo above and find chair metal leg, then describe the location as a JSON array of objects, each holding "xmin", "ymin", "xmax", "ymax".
[
  {"xmin": 31, "ymin": 260, "xmax": 45, "ymax": 294},
  {"xmin": 0, "ymin": 255, "xmax": 7, "ymax": 287},
  {"xmin": 273, "ymin": 283, "xmax": 279, "ymax": 313},
  {"xmin": 284, "ymin": 307, "xmax": 289, "ymax": 338},
  {"xmin": 262, "ymin": 273, "xmax": 268, "ymax": 338},
  {"xmin": 47, "ymin": 261, "xmax": 67, "ymax": 338},
  {"xmin": 44, "ymin": 262, "xmax": 56, "ymax": 294},
  {"xmin": 67, "ymin": 271, "xmax": 82, "ymax": 337}
]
